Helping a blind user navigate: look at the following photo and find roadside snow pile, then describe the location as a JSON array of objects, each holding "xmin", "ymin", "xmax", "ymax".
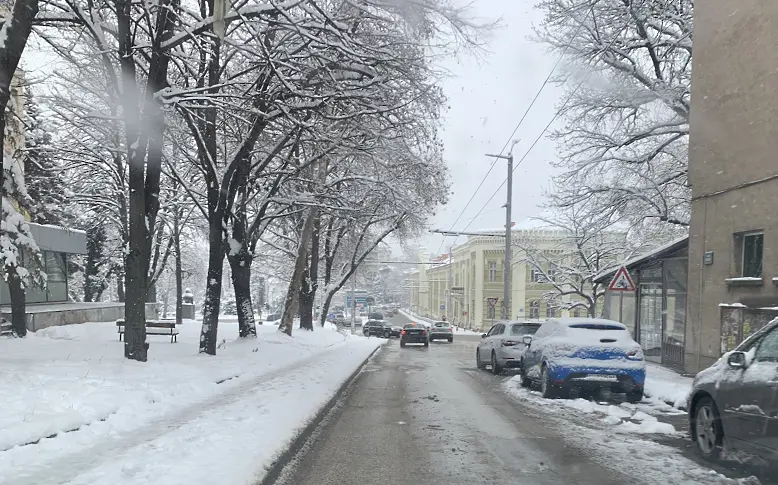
[
  {"xmin": 0, "ymin": 320, "xmax": 380, "ymax": 485},
  {"xmin": 643, "ymin": 362, "xmax": 694, "ymax": 409},
  {"xmin": 504, "ymin": 376, "xmax": 680, "ymax": 435}
]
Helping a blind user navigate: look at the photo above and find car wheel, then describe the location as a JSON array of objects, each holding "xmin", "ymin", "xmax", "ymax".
[
  {"xmin": 540, "ymin": 365, "xmax": 559, "ymax": 399},
  {"xmin": 476, "ymin": 349, "xmax": 486, "ymax": 370},
  {"xmin": 693, "ymin": 397, "xmax": 723, "ymax": 460},
  {"xmin": 491, "ymin": 351, "xmax": 502, "ymax": 375},
  {"xmin": 626, "ymin": 388, "xmax": 644, "ymax": 403},
  {"xmin": 384, "ymin": 331, "xmax": 390, "ymax": 338}
]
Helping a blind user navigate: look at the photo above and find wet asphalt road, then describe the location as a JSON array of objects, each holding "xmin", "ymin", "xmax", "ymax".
[{"xmin": 273, "ymin": 314, "xmax": 632, "ymax": 485}]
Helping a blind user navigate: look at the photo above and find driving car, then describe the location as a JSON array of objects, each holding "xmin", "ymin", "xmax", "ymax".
[
  {"xmin": 520, "ymin": 318, "xmax": 646, "ymax": 401},
  {"xmin": 429, "ymin": 321, "xmax": 454, "ymax": 342},
  {"xmin": 687, "ymin": 318, "xmax": 778, "ymax": 462},
  {"xmin": 368, "ymin": 311, "xmax": 385, "ymax": 320},
  {"xmin": 476, "ymin": 320, "xmax": 542, "ymax": 374},
  {"xmin": 400, "ymin": 323, "xmax": 429, "ymax": 348},
  {"xmin": 363, "ymin": 320, "xmax": 392, "ymax": 338},
  {"xmin": 389, "ymin": 324, "xmax": 403, "ymax": 338}
]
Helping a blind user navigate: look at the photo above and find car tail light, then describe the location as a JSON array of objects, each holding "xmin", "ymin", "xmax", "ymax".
[
  {"xmin": 627, "ymin": 348, "xmax": 644, "ymax": 361},
  {"xmin": 502, "ymin": 340, "xmax": 520, "ymax": 347},
  {"xmin": 401, "ymin": 330, "xmax": 406, "ymax": 335}
]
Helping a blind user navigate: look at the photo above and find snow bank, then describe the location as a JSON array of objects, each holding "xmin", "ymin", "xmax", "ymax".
[
  {"xmin": 0, "ymin": 320, "xmax": 381, "ymax": 484},
  {"xmin": 504, "ymin": 376, "xmax": 682, "ymax": 436},
  {"xmin": 643, "ymin": 362, "xmax": 694, "ymax": 409}
]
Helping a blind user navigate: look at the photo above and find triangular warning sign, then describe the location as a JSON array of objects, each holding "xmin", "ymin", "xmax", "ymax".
[{"xmin": 608, "ymin": 266, "xmax": 636, "ymax": 292}]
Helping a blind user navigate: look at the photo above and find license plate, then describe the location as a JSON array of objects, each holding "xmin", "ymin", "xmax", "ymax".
[{"xmin": 584, "ymin": 374, "xmax": 618, "ymax": 382}]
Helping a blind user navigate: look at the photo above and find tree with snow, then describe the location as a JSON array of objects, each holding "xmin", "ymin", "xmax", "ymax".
[
  {"xmin": 535, "ymin": 0, "xmax": 692, "ymax": 231},
  {"xmin": 515, "ymin": 204, "xmax": 639, "ymax": 318}
]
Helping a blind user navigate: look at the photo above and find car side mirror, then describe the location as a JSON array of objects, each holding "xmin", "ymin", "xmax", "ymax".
[
  {"xmin": 481, "ymin": 333, "xmax": 487, "ymax": 339},
  {"xmin": 728, "ymin": 351, "xmax": 748, "ymax": 369},
  {"xmin": 522, "ymin": 335, "xmax": 533, "ymax": 346}
]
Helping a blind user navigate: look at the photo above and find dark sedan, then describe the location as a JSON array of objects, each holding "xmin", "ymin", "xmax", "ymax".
[
  {"xmin": 688, "ymin": 318, "xmax": 778, "ymax": 463},
  {"xmin": 363, "ymin": 320, "xmax": 392, "ymax": 338},
  {"xmin": 400, "ymin": 323, "xmax": 429, "ymax": 348}
]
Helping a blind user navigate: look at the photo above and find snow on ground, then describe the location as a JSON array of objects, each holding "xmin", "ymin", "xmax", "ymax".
[
  {"xmin": 644, "ymin": 361, "xmax": 694, "ymax": 409},
  {"xmin": 503, "ymin": 375, "xmax": 682, "ymax": 436},
  {"xmin": 0, "ymin": 320, "xmax": 381, "ymax": 485}
]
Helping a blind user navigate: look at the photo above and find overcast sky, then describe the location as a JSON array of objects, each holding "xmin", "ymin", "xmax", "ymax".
[{"xmin": 417, "ymin": 0, "xmax": 564, "ymax": 257}]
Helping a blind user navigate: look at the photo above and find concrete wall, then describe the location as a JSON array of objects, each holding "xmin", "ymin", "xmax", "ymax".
[
  {"xmin": 4, "ymin": 302, "xmax": 160, "ymax": 332},
  {"xmin": 686, "ymin": 1, "xmax": 778, "ymax": 373}
]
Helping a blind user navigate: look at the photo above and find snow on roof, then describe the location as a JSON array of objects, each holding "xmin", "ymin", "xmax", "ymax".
[
  {"xmin": 593, "ymin": 235, "xmax": 689, "ymax": 283},
  {"xmin": 553, "ymin": 317, "xmax": 627, "ymax": 329}
]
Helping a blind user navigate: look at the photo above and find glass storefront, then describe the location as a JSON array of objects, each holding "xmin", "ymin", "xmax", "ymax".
[
  {"xmin": 0, "ymin": 250, "xmax": 69, "ymax": 304},
  {"xmin": 638, "ymin": 265, "xmax": 663, "ymax": 362}
]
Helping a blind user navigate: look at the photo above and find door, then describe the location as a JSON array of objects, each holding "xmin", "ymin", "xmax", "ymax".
[
  {"xmin": 719, "ymin": 327, "xmax": 778, "ymax": 450},
  {"xmin": 488, "ymin": 324, "xmax": 505, "ymax": 353},
  {"xmin": 479, "ymin": 325, "xmax": 499, "ymax": 361}
]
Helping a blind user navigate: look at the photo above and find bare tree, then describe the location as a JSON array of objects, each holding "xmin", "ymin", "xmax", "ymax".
[
  {"xmin": 536, "ymin": 0, "xmax": 693, "ymax": 230},
  {"xmin": 516, "ymin": 204, "xmax": 638, "ymax": 318}
]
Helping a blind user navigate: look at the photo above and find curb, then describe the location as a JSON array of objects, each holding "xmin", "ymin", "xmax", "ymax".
[{"xmin": 256, "ymin": 344, "xmax": 382, "ymax": 485}]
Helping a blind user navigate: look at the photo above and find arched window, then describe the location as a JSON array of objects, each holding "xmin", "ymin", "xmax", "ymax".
[
  {"xmin": 529, "ymin": 300, "xmax": 540, "ymax": 319},
  {"xmin": 546, "ymin": 304, "xmax": 556, "ymax": 318}
]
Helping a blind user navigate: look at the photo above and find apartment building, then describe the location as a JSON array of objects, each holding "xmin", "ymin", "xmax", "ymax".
[
  {"xmin": 686, "ymin": 1, "xmax": 778, "ymax": 373},
  {"xmin": 409, "ymin": 229, "xmax": 584, "ymax": 331}
]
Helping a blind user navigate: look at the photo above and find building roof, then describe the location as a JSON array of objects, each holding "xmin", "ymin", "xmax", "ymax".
[{"xmin": 593, "ymin": 235, "xmax": 689, "ymax": 284}]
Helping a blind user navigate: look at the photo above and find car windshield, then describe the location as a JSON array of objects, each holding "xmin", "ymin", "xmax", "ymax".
[{"xmin": 509, "ymin": 324, "xmax": 540, "ymax": 336}]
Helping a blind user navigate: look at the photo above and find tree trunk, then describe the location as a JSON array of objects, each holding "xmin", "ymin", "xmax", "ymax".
[
  {"xmin": 124, "ymin": 158, "xmax": 149, "ymax": 361},
  {"xmin": 229, "ymin": 254, "xmax": 256, "ymax": 337},
  {"xmin": 279, "ymin": 209, "xmax": 317, "ymax": 336},
  {"xmin": 117, "ymin": 276, "xmax": 125, "ymax": 302},
  {"xmin": 174, "ymin": 208, "xmax": 183, "ymax": 325},
  {"xmin": 199, "ymin": 214, "xmax": 225, "ymax": 355},
  {"xmin": 319, "ymin": 290, "xmax": 335, "ymax": 327},
  {"xmin": 299, "ymin": 215, "xmax": 320, "ymax": 331},
  {"xmin": 7, "ymin": 268, "xmax": 26, "ymax": 336}
]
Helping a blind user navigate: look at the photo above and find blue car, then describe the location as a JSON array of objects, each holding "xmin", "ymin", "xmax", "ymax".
[{"xmin": 520, "ymin": 318, "xmax": 646, "ymax": 401}]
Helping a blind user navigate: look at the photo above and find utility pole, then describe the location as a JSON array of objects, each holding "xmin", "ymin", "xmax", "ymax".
[
  {"xmin": 446, "ymin": 245, "xmax": 452, "ymax": 321},
  {"xmin": 486, "ymin": 142, "xmax": 517, "ymax": 320}
]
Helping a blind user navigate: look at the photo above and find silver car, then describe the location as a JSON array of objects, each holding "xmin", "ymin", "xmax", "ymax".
[{"xmin": 476, "ymin": 320, "xmax": 543, "ymax": 375}]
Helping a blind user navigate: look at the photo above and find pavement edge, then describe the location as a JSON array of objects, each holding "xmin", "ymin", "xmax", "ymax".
[{"xmin": 256, "ymin": 343, "xmax": 382, "ymax": 485}]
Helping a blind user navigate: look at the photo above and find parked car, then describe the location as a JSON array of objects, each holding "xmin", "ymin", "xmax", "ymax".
[
  {"xmin": 429, "ymin": 321, "xmax": 454, "ymax": 343},
  {"xmin": 520, "ymin": 318, "xmax": 646, "ymax": 401},
  {"xmin": 265, "ymin": 312, "xmax": 281, "ymax": 324},
  {"xmin": 363, "ymin": 320, "xmax": 392, "ymax": 338},
  {"xmin": 400, "ymin": 323, "xmax": 429, "ymax": 348},
  {"xmin": 476, "ymin": 320, "xmax": 542, "ymax": 374},
  {"xmin": 687, "ymin": 318, "xmax": 778, "ymax": 462}
]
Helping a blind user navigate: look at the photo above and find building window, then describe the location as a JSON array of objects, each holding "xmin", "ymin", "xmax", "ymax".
[
  {"xmin": 740, "ymin": 232, "xmax": 764, "ymax": 278},
  {"xmin": 547, "ymin": 268, "xmax": 557, "ymax": 282},
  {"xmin": 546, "ymin": 305, "xmax": 556, "ymax": 318},
  {"xmin": 529, "ymin": 300, "xmax": 540, "ymax": 319},
  {"xmin": 488, "ymin": 261, "xmax": 497, "ymax": 282},
  {"xmin": 487, "ymin": 304, "xmax": 496, "ymax": 320},
  {"xmin": 573, "ymin": 308, "xmax": 581, "ymax": 318},
  {"xmin": 531, "ymin": 269, "xmax": 547, "ymax": 283}
]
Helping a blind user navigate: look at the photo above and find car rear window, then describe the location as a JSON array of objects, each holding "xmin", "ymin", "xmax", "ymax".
[
  {"xmin": 434, "ymin": 322, "xmax": 448, "ymax": 327},
  {"xmin": 510, "ymin": 324, "xmax": 540, "ymax": 335},
  {"xmin": 568, "ymin": 323, "xmax": 625, "ymax": 330}
]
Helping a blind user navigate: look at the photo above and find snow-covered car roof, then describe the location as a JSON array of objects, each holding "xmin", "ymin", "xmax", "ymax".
[{"xmin": 550, "ymin": 317, "xmax": 627, "ymax": 330}]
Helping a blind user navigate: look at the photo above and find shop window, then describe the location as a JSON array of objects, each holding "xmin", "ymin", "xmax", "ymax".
[
  {"xmin": 529, "ymin": 300, "xmax": 540, "ymax": 319},
  {"xmin": 737, "ymin": 232, "xmax": 763, "ymax": 278}
]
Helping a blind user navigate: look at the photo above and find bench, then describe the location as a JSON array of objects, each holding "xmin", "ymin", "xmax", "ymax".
[{"xmin": 116, "ymin": 319, "xmax": 179, "ymax": 343}]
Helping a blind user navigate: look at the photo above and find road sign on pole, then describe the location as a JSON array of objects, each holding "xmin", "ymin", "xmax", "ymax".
[
  {"xmin": 608, "ymin": 266, "xmax": 636, "ymax": 292},
  {"xmin": 487, "ymin": 297, "xmax": 499, "ymax": 308}
]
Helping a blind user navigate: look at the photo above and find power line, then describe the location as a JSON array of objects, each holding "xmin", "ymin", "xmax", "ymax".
[{"xmin": 432, "ymin": 43, "xmax": 574, "ymax": 258}]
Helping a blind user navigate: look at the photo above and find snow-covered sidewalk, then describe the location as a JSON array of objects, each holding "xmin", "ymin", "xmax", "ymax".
[
  {"xmin": 0, "ymin": 320, "xmax": 381, "ymax": 485},
  {"xmin": 643, "ymin": 362, "xmax": 694, "ymax": 409}
]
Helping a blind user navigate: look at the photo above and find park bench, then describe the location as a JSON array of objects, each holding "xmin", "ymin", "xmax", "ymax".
[{"xmin": 116, "ymin": 319, "xmax": 179, "ymax": 343}]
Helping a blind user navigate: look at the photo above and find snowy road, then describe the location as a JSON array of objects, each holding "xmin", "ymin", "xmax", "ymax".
[{"xmin": 274, "ymin": 314, "xmax": 761, "ymax": 485}]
